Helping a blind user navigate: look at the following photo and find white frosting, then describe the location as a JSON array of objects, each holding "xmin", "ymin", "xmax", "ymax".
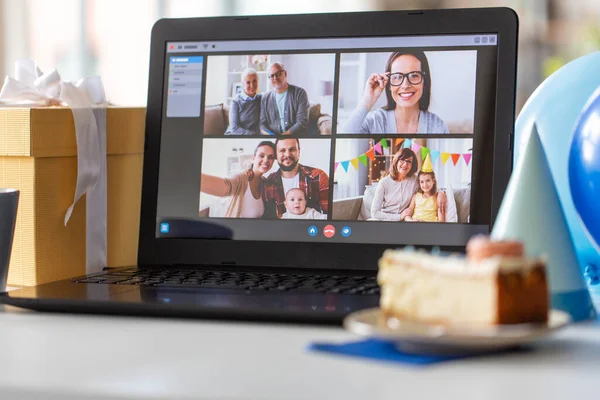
[{"xmin": 379, "ymin": 249, "xmax": 545, "ymax": 277}]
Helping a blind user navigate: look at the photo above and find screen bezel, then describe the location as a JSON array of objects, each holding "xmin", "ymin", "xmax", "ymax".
[{"xmin": 139, "ymin": 8, "xmax": 518, "ymax": 270}]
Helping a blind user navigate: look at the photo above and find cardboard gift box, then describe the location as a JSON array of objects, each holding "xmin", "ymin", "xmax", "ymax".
[{"xmin": 0, "ymin": 107, "xmax": 145, "ymax": 286}]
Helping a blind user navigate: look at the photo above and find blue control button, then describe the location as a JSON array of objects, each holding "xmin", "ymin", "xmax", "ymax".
[
  {"xmin": 308, "ymin": 226, "xmax": 318, "ymax": 237},
  {"xmin": 160, "ymin": 222, "xmax": 170, "ymax": 234},
  {"xmin": 341, "ymin": 226, "xmax": 352, "ymax": 237}
]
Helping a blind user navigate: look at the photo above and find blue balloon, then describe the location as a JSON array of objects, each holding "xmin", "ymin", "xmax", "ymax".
[
  {"xmin": 569, "ymin": 89, "xmax": 600, "ymax": 252},
  {"xmin": 515, "ymin": 51, "xmax": 600, "ymax": 284}
]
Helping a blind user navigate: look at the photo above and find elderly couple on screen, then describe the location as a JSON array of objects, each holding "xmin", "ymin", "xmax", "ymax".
[{"xmin": 225, "ymin": 62, "xmax": 310, "ymax": 136}]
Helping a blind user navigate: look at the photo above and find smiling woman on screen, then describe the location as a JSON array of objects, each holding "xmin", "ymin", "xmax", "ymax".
[
  {"xmin": 200, "ymin": 141, "xmax": 276, "ymax": 218},
  {"xmin": 341, "ymin": 50, "xmax": 449, "ymax": 134}
]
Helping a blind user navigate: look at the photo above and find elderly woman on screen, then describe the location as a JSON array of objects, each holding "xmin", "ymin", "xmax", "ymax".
[
  {"xmin": 225, "ymin": 68, "xmax": 262, "ymax": 135},
  {"xmin": 370, "ymin": 148, "xmax": 446, "ymax": 221},
  {"xmin": 342, "ymin": 50, "xmax": 449, "ymax": 134}
]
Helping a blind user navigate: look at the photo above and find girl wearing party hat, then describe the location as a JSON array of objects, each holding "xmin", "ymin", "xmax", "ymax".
[{"xmin": 405, "ymin": 153, "xmax": 445, "ymax": 222}]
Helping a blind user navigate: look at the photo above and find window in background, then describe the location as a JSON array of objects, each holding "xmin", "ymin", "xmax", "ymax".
[
  {"xmin": 1, "ymin": 0, "xmax": 226, "ymax": 106},
  {"xmin": 1, "ymin": 0, "xmax": 598, "ymax": 110}
]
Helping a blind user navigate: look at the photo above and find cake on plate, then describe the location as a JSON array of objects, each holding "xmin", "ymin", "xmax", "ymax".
[{"xmin": 377, "ymin": 236, "xmax": 549, "ymax": 326}]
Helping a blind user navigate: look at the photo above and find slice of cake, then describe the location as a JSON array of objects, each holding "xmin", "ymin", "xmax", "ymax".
[{"xmin": 377, "ymin": 237, "xmax": 549, "ymax": 326}]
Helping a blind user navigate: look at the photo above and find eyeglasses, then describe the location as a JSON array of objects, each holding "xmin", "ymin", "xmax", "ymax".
[
  {"xmin": 398, "ymin": 158, "xmax": 413, "ymax": 165},
  {"xmin": 389, "ymin": 71, "xmax": 426, "ymax": 86},
  {"xmin": 268, "ymin": 70, "xmax": 286, "ymax": 80}
]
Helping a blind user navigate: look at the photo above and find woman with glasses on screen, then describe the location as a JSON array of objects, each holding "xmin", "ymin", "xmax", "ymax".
[
  {"xmin": 341, "ymin": 51, "xmax": 449, "ymax": 134},
  {"xmin": 225, "ymin": 68, "xmax": 262, "ymax": 135}
]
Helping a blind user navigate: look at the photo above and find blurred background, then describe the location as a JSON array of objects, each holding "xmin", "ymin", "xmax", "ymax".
[{"xmin": 1, "ymin": 0, "xmax": 598, "ymax": 113}]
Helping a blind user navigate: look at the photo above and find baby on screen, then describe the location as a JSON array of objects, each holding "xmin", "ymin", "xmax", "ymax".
[{"xmin": 281, "ymin": 188, "xmax": 327, "ymax": 220}]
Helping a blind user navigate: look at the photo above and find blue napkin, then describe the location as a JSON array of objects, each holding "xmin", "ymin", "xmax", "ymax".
[{"xmin": 308, "ymin": 339, "xmax": 523, "ymax": 366}]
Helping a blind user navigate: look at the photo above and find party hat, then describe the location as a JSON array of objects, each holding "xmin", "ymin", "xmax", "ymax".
[
  {"xmin": 421, "ymin": 153, "xmax": 434, "ymax": 173},
  {"xmin": 491, "ymin": 122, "xmax": 595, "ymax": 321}
]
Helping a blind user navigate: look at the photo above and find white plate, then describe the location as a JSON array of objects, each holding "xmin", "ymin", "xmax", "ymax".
[{"xmin": 343, "ymin": 308, "xmax": 571, "ymax": 355}]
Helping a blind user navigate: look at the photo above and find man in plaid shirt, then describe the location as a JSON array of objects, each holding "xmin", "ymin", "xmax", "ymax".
[{"xmin": 263, "ymin": 138, "xmax": 329, "ymax": 219}]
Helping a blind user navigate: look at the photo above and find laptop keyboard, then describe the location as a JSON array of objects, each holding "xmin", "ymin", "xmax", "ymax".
[{"xmin": 74, "ymin": 268, "xmax": 380, "ymax": 295}]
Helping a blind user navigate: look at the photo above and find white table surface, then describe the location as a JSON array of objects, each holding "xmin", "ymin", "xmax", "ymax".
[{"xmin": 0, "ymin": 303, "xmax": 599, "ymax": 400}]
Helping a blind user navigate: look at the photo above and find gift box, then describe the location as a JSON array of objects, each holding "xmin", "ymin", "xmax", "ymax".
[{"xmin": 0, "ymin": 106, "xmax": 145, "ymax": 286}]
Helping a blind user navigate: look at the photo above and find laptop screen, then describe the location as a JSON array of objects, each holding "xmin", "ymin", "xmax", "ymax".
[{"xmin": 155, "ymin": 33, "xmax": 499, "ymax": 247}]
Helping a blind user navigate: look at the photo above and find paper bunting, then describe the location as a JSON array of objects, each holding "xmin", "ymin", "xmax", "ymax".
[
  {"xmin": 451, "ymin": 153, "xmax": 460, "ymax": 166},
  {"xmin": 441, "ymin": 152, "xmax": 450, "ymax": 164},
  {"xmin": 334, "ymin": 139, "xmax": 472, "ymax": 174},
  {"xmin": 366, "ymin": 148, "xmax": 375, "ymax": 160},
  {"xmin": 463, "ymin": 153, "xmax": 472, "ymax": 166},
  {"xmin": 373, "ymin": 142, "xmax": 383, "ymax": 155},
  {"xmin": 358, "ymin": 154, "xmax": 368, "ymax": 166}
]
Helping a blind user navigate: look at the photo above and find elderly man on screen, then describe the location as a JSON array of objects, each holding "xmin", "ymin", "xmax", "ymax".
[{"xmin": 260, "ymin": 62, "xmax": 310, "ymax": 136}]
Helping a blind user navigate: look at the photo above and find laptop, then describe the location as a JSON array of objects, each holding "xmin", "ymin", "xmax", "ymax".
[{"xmin": 0, "ymin": 8, "xmax": 518, "ymax": 324}]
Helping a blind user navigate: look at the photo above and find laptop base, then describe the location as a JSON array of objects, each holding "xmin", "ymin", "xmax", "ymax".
[{"xmin": 1, "ymin": 277, "xmax": 379, "ymax": 325}]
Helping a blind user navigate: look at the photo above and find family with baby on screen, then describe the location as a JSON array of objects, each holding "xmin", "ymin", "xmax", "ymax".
[{"xmin": 200, "ymin": 138, "xmax": 329, "ymax": 220}]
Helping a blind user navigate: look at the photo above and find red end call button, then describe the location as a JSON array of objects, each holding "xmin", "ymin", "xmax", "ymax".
[{"xmin": 323, "ymin": 225, "xmax": 336, "ymax": 238}]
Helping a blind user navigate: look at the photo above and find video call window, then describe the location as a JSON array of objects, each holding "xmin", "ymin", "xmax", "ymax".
[
  {"xmin": 203, "ymin": 53, "xmax": 336, "ymax": 137},
  {"xmin": 157, "ymin": 33, "xmax": 501, "ymax": 245},
  {"xmin": 332, "ymin": 138, "xmax": 473, "ymax": 222},
  {"xmin": 337, "ymin": 50, "xmax": 477, "ymax": 134},
  {"xmin": 199, "ymin": 138, "xmax": 332, "ymax": 220}
]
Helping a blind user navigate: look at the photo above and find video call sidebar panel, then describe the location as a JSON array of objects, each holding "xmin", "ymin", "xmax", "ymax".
[{"xmin": 166, "ymin": 56, "xmax": 204, "ymax": 118}]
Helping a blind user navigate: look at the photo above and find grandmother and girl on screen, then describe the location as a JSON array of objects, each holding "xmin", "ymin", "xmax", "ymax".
[{"xmin": 371, "ymin": 148, "xmax": 446, "ymax": 223}]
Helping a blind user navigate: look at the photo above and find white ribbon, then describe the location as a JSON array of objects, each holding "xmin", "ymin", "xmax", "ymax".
[{"xmin": 0, "ymin": 59, "xmax": 108, "ymax": 274}]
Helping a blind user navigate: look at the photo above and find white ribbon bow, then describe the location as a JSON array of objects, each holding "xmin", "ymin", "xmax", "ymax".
[{"xmin": 0, "ymin": 59, "xmax": 108, "ymax": 274}]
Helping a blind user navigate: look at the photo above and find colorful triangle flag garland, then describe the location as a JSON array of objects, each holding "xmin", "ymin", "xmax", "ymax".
[
  {"xmin": 358, "ymin": 154, "xmax": 368, "ymax": 166},
  {"xmin": 441, "ymin": 152, "xmax": 451, "ymax": 165},
  {"xmin": 451, "ymin": 153, "xmax": 461, "ymax": 166},
  {"xmin": 366, "ymin": 148, "xmax": 375, "ymax": 160},
  {"xmin": 463, "ymin": 153, "xmax": 472, "ymax": 166},
  {"xmin": 334, "ymin": 140, "xmax": 471, "ymax": 173},
  {"xmin": 374, "ymin": 142, "xmax": 383, "ymax": 155}
]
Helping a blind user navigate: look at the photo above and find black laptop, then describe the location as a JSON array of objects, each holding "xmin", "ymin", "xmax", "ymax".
[{"xmin": 0, "ymin": 8, "xmax": 518, "ymax": 324}]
